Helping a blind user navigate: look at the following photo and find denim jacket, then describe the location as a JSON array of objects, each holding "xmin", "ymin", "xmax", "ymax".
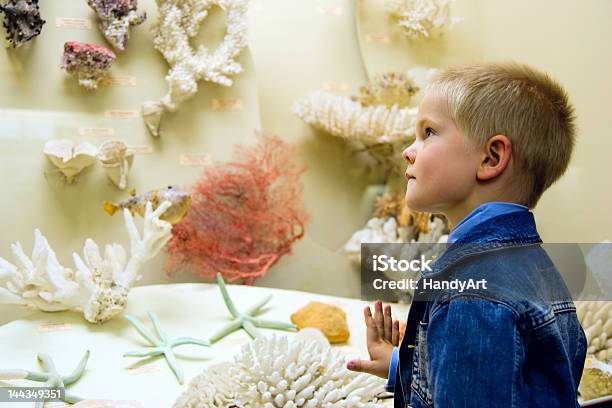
[{"xmin": 392, "ymin": 210, "xmax": 587, "ymax": 407}]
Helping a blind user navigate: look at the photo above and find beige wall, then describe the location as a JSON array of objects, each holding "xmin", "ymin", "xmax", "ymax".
[{"xmin": 0, "ymin": 0, "xmax": 610, "ymax": 321}]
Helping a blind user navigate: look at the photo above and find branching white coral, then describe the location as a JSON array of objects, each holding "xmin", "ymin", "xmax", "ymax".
[
  {"xmin": 142, "ymin": 0, "xmax": 249, "ymax": 137},
  {"xmin": 385, "ymin": 0, "xmax": 462, "ymax": 40},
  {"xmin": 576, "ymin": 301, "xmax": 612, "ymax": 362},
  {"xmin": 293, "ymin": 68, "xmax": 437, "ymax": 179},
  {"xmin": 174, "ymin": 334, "xmax": 386, "ymax": 408},
  {"xmin": 0, "ymin": 201, "xmax": 172, "ymax": 323}
]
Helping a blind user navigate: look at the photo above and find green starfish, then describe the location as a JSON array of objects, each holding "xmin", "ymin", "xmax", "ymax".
[
  {"xmin": 209, "ymin": 272, "xmax": 298, "ymax": 343},
  {"xmin": 0, "ymin": 351, "xmax": 89, "ymax": 408},
  {"xmin": 123, "ymin": 311, "xmax": 210, "ymax": 384}
]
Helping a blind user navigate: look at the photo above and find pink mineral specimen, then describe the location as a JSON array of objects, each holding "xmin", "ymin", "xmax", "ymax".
[
  {"xmin": 61, "ymin": 41, "xmax": 116, "ymax": 91},
  {"xmin": 87, "ymin": 0, "xmax": 146, "ymax": 51},
  {"xmin": 0, "ymin": 0, "xmax": 46, "ymax": 48}
]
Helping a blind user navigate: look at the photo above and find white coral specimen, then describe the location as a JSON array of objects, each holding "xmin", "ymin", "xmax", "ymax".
[
  {"xmin": 576, "ymin": 301, "xmax": 612, "ymax": 362},
  {"xmin": 385, "ymin": 0, "xmax": 462, "ymax": 40},
  {"xmin": 293, "ymin": 68, "xmax": 437, "ymax": 179},
  {"xmin": 0, "ymin": 201, "xmax": 172, "ymax": 323},
  {"xmin": 142, "ymin": 0, "xmax": 249, "ymax": 136},
  {"xmin": 174, "ymin": 335, "xmax": 386, "ymax": 408}
]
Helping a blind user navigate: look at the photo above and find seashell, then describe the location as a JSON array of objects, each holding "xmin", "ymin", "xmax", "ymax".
[
  {"xmin": 98, "ymin": 140, "xmax": 134, "ymax": 190},
  {"xmin": 43, "ymin": 139, "xmax": 99, "ymax": 183}
]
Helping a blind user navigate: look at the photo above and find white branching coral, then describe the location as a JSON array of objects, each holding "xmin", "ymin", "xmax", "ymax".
[
  {"xmin": 576, "ymin": 301, "xmax": 612, "ymax": 362},
  {"xmin": 0, "ymin": 201, "xmax": 172, "ymax": 323},
  {"xmin": 142, "ymin": 0, "xmax": 249, "ymax": 137},
  {"xmin": 174, "ymin": 334, "xmax": 386, "ymax": 407},
  {"xmin": 294, "ymin": 90, "xmax": 417, "ymax": 179},
  {"xmin": 293, "ymin": 68, "xmax": 437, "ymax": 180},
  {"xmin": 385, "ymin": 0, "xmax": 462, "ymax": 40}
]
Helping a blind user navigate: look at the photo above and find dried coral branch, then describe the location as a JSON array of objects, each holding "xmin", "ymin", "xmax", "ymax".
[
  {"xmin": 142, "ymin": 0, "xmax": 249, "ymax": 136},
  {"xmin": 0, "ymin": 202, "xmax": 172, "ymax": 323},
  {"xmin": 165, "ymin": 135, "xmax": 308, "ymax": 284},
  {"xmin": 0, "ymin": 0, "xmax": 45, "ymax": 48},
  {"xmin": 385, "ymin": 0, "xmax": 462, "ymax": 40},
  {"xmin": 87, "ymin": 0, "xmax": 146, "ymax": 51}
]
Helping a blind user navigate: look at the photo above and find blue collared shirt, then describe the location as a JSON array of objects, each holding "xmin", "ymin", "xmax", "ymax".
[{"xmin": 386, "ymin": 201, "xmax": 529, "ymax": 391}]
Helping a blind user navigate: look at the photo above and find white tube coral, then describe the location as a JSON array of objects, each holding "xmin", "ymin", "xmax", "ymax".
[
  {"xmin": 576, "ymin": 301, "xmax": 612, "ymax": 362},
  {"xmin": 174, "ymin": 334, "xmax": 386, "ymax": 407},
  {"xmin": 0, "ymin": 201, "xmax": 172, "ymax": 323},
  {"xmin": 142, "ymin": 0, "xmax": 249, "ymax": 137},
  {"xmin": 385, "ymin": 0, "xmax": 462, "ymax": 40}
]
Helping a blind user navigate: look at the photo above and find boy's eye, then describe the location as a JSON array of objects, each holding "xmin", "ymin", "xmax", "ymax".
[{"xmin": 424, "ymin": 127, "xmax": 434, "ymax": 138}]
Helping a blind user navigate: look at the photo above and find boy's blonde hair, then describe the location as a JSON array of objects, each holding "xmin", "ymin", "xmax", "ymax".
[{"xmin": 428, "ymin": 62, "xmax": 576, "ymax": 208}]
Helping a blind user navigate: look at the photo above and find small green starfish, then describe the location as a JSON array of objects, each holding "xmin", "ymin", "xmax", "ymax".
[
  {"xmin": 0, "ymin": 350, "xmax": 89, "ymax": 408},
  {"xmin": 209, "ymin": 272, "xmax": 298, "ymax": 343},
  {"xmin": 123, "ymin": 311, "xmax": 210, "ymax": 384}
]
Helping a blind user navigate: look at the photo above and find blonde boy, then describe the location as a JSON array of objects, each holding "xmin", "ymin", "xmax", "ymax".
[{"xmin": 348, "ymin": 62, "xmax": 586, "ymax": 407}]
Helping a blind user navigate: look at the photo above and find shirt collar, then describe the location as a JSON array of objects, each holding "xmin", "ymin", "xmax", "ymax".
[{"xmin": 448, "ymin": 202, "xmax": 529, "ymax": 244}]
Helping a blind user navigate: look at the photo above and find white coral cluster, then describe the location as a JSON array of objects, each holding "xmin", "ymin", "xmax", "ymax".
[
  {"xmin": 174, "ymin": 334, "xmax": 386, "ymax": 408},
  {"xmin": 0, "ymin": 202, "xmax": 172, "ymax": 323},
  {"xmin": 344, "ymin": 216, "xmax": 447, "ymax": 263},
  {"xmin": 294, "ymin": 90, "xmax": 418, "ymax": 146},
  {"xmin": 385, "ymin": 0, "xmax": 462, "ymax": 40},
  {"xmin": 293, "ymin": 68, "xmax": 437, "ymax": 179},
  {"xmin": 576, "ymin": 301, "xmax": 612, "ymax": 362},
  {"xmin": 142, "ymin": 0, "xmax": 249, "ymax": 136}
]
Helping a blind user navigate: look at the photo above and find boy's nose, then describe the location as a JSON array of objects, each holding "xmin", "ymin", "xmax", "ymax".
[{"xmin": 403, "ymin": 145, "xmax": 416, "ymax": 164}]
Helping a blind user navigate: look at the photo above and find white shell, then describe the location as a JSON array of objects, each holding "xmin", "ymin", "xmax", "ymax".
[
  {"xmin": 0, "ymin": 202, "xmax": 172, "ymax": 323},
  {"xmin": 44, "ymin": 139, "xmax": 99, "ymax": 183},
  {"xmin": 142, "ymin": 0, "xmax": 249, "ymax": 136},
  {"xmin": 98, "ymin": 140, "xmax": 134, "ymax": 190},
  {"xmin": 175, "ymin": 335, "xmax": 386, "ymax": 407}
]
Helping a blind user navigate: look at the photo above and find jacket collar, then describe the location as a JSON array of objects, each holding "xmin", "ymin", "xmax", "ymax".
[{"xmin": 423, "ymin": 211, "xmax": 542, "ymax": 278}]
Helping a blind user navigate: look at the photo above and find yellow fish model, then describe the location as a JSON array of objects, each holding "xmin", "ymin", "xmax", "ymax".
[{"xmin": 103, "ymin": 186, "xmax": 192, "ymax": 224}]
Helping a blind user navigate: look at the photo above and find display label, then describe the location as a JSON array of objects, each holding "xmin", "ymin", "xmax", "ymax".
[
  {"xmin": 104, "ymin": 110, "xmax": 140, "ymax": 119},
  {"xmin": 126, "ymin": 145, "xmax": 154, "ymax": 155},
  {"xmin": 38, "ymin": 322, "xmax": 72, "ymax": 333},
  {"xmin": 321, "ymin": 82, "xmax": 349, "ymax": 92},
  {"xmin": 55, "ymin": 17, "xmax": 92, "ymax": 30},
  {"xmin": 365, "ymin": 34, "xmax": 391, "ymax": 44},
  {"xmin": 179, "ymin": 154, "xmax": 211, "ymax": 166},
  {"xmin": 316, "ymin": 5, "xmax": 342, "ymax": 16},
  {"xmin": 101, "ymin": 75, "xmax": 137, "ymax": 87},
  {"xmin": 211, "ymin": 98, "xmax": 243, "ymax": 112},
  {"xmin": 78, "ymin": 127, "xmax": 115, "ymax": 137},
  {"xmin": 127, "ymin": 364, "xmax": 162, "ymax": 375}
]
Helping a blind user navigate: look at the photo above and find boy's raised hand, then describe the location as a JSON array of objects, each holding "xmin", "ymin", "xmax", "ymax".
[{"xmin": 346, "ymin": 300, "xmax": 400, "ymax": 379}]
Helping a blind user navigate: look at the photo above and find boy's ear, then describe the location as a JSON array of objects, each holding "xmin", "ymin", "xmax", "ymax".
[{"xmin": 476, "ymin": 135, "xmax": 512, "ymax": 181}]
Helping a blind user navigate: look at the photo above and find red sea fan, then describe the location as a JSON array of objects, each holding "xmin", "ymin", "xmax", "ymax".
[{"xmin": 165, "ymin": 135, "xmax": 308, "ymax": 284}]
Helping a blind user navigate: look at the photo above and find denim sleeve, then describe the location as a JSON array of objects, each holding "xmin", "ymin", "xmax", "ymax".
[
  {"xmin": 385, "ymin": 346, "xmax": 399, "ymax": 392},
  {"xmin": 427, "ymin": 298, "xmax": 518, "ymax": 407}
]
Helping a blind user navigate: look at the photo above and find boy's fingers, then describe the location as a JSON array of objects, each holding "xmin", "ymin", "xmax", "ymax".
[
  {"xmin": 346, "ymin": 359, "xmax": 376, "ymax": 375},
  {"xmin": 364, "ymin": 306, "xmax": 379, "ymax": 343},
  {"xmin": 384, "ymin": 305, "xmax": 392, "ymax": 341},
  {"xmin": 392, "ymin": 320, "xmax": 400, "ymax": 346},
  {"xmin": 374, "ymin": 300, "xmax": 385, "ymax": 339}
]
